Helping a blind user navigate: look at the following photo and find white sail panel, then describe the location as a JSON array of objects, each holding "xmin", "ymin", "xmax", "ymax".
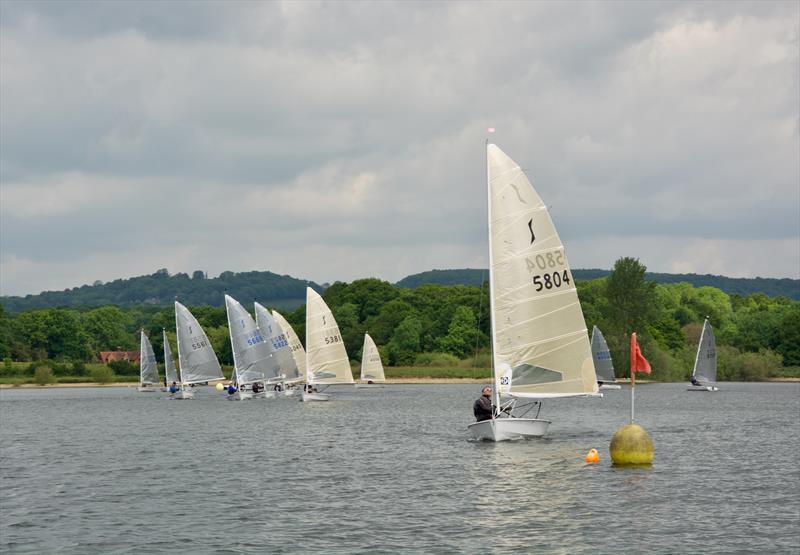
[
  {"xmin": 139, "ymin": 331, "xmax": 160, "ymax": 385},
  {"xmin": 591, "ymin": 326, "xmax": 616, "ymax": 383},
  {"xmin": 163, "ymin": 329, "xmax": 179, "ymax": 384},
  {"xmin": 360, "ymin": 333, "xmax": 385, "ymax": 382},
  {"xmin": 273, "ymin": 310, "xmax": 307, "ymax": 380},
  {"xmin": 693, "ymin": 319, "xmax": 717, "ymax": 385},
  {"xmin": 225, "ymin": 295, "xmax": 281, "ymax": 385},
  {"xmin": 305, "ymin": 288, "xmax": 354, "ymax": 385},
  {"xmin": 175, "ymin": 301, "xmax": 224, "ymax": 385},
  {"xmin": 488, "ymin": 144, "xmax": 597, "ymax": 397},
  {"xmin": 255, "ymin": 303, "xmax": 301, "ymax": 383}
]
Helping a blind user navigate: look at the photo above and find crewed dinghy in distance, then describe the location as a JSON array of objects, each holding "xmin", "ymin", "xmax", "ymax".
[
  {"xmin": 356, "ymin": 333, "xmax": 385, "ymax": 389},
  {"xmin": 467, "ymin": 143, "xmax": 600, "ymax": 442},
  {"xmin": 303, "ymin": 287, "xmax": 354, "ymax": 402},
  {"xmin": 163, "ymin": 329, "xmax": 181, "ymax": 397},
  {"xmin": 174, "ymin": 301, "xmax": 225, "ymax": 400},
  {"xmin": 255, "ymin": 303, "xmax": 303, "ymax": 397},
  {"xmin": 591, "ymin": 326, "xmax": 621, "ymax": 390},
  {"xmin": 688, "ymin": 318, "xmax": 719, "ymax": 392},
  {"xmin": 137, "ymin": 330, "xmax": 160, "ymax": 392},
  {"xmin": 225, "ymin": 295, "xmax": 281, "ymax": 400}
]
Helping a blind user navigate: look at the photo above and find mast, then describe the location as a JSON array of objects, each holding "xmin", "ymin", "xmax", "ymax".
[
  {"xmin": 174, "ymin": 302, "xmax": 185, "ymax": 388},
  {"xmin": 486, "ymin": 139, "xmax": 500, "ymax": 413},
  {"xmin": 225, "ymin": 296, "xmax": 241, "ymax": 387},
  {"xmin": 139, "ymin": 329, "xmax": 145, "ymax": 385}
]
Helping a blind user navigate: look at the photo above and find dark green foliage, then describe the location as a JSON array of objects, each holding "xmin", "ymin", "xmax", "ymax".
[
  {"xmin": 108, "ymin": 360, "xmax": 137, "ymax": 375},
  {"xmin": 1, "ymin": 269, "xmax": 324, "ymax": 312},
  {"xmin": 395, "ymin": 269, "xmax": 800, "ymax": 300},
  {"xmin": 0, "ymin": 259, "xmax": 796, "ymax": 380}
]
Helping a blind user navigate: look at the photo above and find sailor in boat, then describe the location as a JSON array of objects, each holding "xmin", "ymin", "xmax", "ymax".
[
  {"xmin": 169, "ymin": 381, "xmax": 179, "ymax": 394},
  {"xmin": 252, "ymin": 382, "xmax": 263, "ymax": 394},
  {"xmin": 227, "ymin": 383, "xmax": 237, "ymax": 395},
  {"xmin": 473, "ymin": 387, "xmax": 494, "ymax": 422},
  {"xmin": 691, "ymin": 376, "xmax": 700, "ymax": 387}
]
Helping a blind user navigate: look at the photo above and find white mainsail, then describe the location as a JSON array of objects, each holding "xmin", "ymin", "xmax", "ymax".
[
  {"xmin": 225, "ymin": 295, "xmax": 281, "ymax": 386},
  {"xmin": 692, "ymin": 319, "xmax": 717, "ymax": 385},
  {"xmin": 255, "ymin": 303, "xmax": 301, "ymax": 383},
  {"xmin": 139, "ymin": 330, "xmax": 160, "ymax": 386},
  {"xmin": 175, "ymin": 301, "xmax": 224, "ymax": 385},
  {"xmin": 487, "ymin": 143, "xmax": 597, "ymax": 399},
  {"xmin": 591, "ymin": 326, "xmax": 616, "ymax": 383},
  {"xmin": 305, "ymin": 288, "xmax": 354, "ymax": 385},
  {"xmin": 359, "ymin": 333, "xmax": 385, "ymax": 382},
  {"xmin": 273, "ymin": 310, "xmax": 307, "ymax": 380},
  {"xmin": 163, "ymin": 329, "xmax": 179, "ymax": 384}
]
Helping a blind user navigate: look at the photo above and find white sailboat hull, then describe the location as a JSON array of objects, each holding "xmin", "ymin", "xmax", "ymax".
[
  {"xmin": 281, "ymin": 388, "xmax": 297, "ymax": 397},
  {"xmin": 137, "ymin": 386, "xmax": 158, "ymax": 392},
  {"xmin": 599, "ymin": 384, "xmax": 622, "ymax": 390},
  {"xmin": 687, "ymin": 384, "xmax": 719, "ymax": 392},
  {"xmin": 355, "ymin": 383, "xmax": 385, "ymax": 389},
  {"xmin": 301, "ymin": 391, "xmax": 330, "ymax": 402},
  {"xmin": 170, "ymin": 388, "xmax": 195, "ymax": 400},
  {"xmin": 468, "ymin": 418, "xmax": 551, "ymax": 441}
]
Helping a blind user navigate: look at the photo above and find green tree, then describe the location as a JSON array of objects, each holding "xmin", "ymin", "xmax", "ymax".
[
  {"xmin": 437, "ymin": 306, "xmax": 482, "ymax": 359},
  {"xmin": 388, "ymin": 316, "xmax": 423, "ymax": 365},
  {"xmin": 81, "ymin": 306, "xmax": 135, "ymax": 352}
]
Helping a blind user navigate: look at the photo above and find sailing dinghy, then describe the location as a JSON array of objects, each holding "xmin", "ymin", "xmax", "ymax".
[
  {"xmin": 137, "ymin": 330, "xmax": 160, "ymax": 392},
  {"xmin": 688, "ymin": 318, "xmax": 719, "ymax": 392},
  {"xmin": 225, "ymin": 295, "xmax": 282, "ymax": 400},
  {"xmin": 356, "ymin": 333, "xmax": 385, "ymax": 388},
  {"xmin": 303, "ymin": 287, "xmax": 354, "ymax": 401},
  {"xmin": 591, "ymin": 326, "xmax": 621, "ymax": 390},
  {"xmin": 255, "ymin": 303, "xmax": 303, "ymax": 396},
  {"xmin": 163, "ymin": 329, "xmax": 181, "ymax": 396},
  {"xmin": 468, "ymin": 143, "xmax": 599, "ymax": 442},
  {"xmin": 174, "ymin": 301, "xmax": 225, "ymax": 399},
  {"xmin": 273, "ymin": 310, "xmax": 307, "ymax": 384}
]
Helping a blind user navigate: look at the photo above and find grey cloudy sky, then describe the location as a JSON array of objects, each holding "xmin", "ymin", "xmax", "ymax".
[{"xmin": 1, "ymin": 0, "xmax": 798, "ymax": 296}]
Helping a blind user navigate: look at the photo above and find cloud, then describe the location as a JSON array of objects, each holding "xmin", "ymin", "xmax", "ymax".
[{"xmin": 0, "ymin": 1, "xmax": 797, "ymax": 296}]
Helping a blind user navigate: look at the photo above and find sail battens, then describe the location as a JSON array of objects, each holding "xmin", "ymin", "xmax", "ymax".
[{"xmin": 495, "ymin": 284, "xmax": 577, "ymax": 304}]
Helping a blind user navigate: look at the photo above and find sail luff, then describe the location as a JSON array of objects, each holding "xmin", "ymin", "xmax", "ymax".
[
  {"xmin": 486, "ymin": 141, "xmax": 502, "ymax": 409},
  {"xmin": 163, "ymin": 329, "xmax": 179, "ymax": 384}
]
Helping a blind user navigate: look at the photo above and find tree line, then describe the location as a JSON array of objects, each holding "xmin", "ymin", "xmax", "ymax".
[{"xmin": 0, "ymin": 258, "xmax": 797, "ymax": 381}]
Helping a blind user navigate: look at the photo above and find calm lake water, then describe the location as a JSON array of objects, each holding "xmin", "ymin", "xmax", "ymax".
[{"xmin": 1, "ymin": 383, "xmax": 798, "ymax": 554}]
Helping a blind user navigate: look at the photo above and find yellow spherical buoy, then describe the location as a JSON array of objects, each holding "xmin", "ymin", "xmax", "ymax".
[
  {"xmin": 610, "ymin": 423, "xmax": 654, "ymax": 466},
  {"xmin": 585, "ymin": 448, "xmax": 600, "ymax": 464},
  {"xmin": 215, "ymin": 383, "xmax": 224, "ymax": 391}
]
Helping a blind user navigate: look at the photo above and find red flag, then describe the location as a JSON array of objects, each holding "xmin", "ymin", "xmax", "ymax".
[{"xmin": 630, "ymin": 332, "xmax": 651, "ymax": 374}]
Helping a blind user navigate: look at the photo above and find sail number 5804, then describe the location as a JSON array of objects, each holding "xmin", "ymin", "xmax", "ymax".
[
  {"xmin": 533, "ymin": 270, "xmax": 571, "ymax": 292},
  {"xmin": 525, "ymin": 250, "xmax": 564, "ymax": 272}
]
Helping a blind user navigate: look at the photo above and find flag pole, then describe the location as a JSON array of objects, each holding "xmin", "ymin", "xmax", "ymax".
[{"xmin": 630, "ymin": 358, "xmax": 635, "ymax": 423}]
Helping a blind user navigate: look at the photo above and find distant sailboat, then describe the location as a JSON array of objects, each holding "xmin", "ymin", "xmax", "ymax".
[
  {"xmin": 688, "ymin": 318, "xmax": 719, "ymax": 392},
  {"xmin": 163, "ymin": 329, "xmax": 180, "ymax": 395},
  {"xmin": 225, "ymin": 295, "xmax": 281, "ymax": 400},
  {"xmin": 175, "ymin": 301, "xmax": 225, "ymax": 400},
  {"xmin": 304, "ymin": 287, "xmax": 354, "ymax": 402},
  {"xmin": 137, "ymin": 330, "xmax": 160, "ymax": 392},
  {"xmin": 255, "ymin": 303, "xmax": 302, "ymax": 395},
  {"xmin": 468, "ymin": 143, "xmax": 599, "ymax": 442},
  {"xmin": 591, "ymin": 326, "xmax": 621, "ymax": 390},
  {"xmin": 273, "ymin": 310, "xmax": 307, "ymax": 381},
  {"xmin": 356, "ymin": 333, "xmax": 385, "ymax": 388}
]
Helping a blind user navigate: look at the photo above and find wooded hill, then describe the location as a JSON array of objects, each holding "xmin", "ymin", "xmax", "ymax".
[
  {"xmin": 1, "ymin": 269, "xmax": 323, "ymax": 313},
  {"xmin": 2, "ymin": 266, "xmax": 797, "ymax": 314},
  {"xmin": 395, "ymin": 269, "xmax": 800, "ymax": 300}
]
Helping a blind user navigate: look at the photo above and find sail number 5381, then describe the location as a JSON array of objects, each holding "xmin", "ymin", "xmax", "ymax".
[{"xmin": 533, "ymin": 270, "xmax": 571, "ymax": 292}]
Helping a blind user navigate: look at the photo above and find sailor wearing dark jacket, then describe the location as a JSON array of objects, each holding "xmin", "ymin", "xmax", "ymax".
[{"xmin": 473, "ymin": 387, "xmax": 494, "ymax": 422}]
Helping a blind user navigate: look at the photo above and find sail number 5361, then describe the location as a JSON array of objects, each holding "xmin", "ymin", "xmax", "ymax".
[{"xmin": 533, "ymin": 270, "xmax": 571, "ymax": 292}]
